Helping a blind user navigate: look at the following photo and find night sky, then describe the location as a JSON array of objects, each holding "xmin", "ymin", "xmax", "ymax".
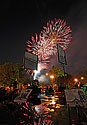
[{"xmin": 0, "ymin": 0, "xmax": 87, "ymax": 75}]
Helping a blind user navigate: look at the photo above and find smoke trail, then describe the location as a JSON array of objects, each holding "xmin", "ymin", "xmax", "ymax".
[{"xmin": 33, "ymin": 62, "xmax": 48, "ymax": 80}]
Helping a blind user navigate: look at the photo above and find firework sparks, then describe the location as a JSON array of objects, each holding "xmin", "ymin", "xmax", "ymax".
[
  {"xmin": 41, "ymin": 18, "xmax": 72, "ymax": 51},
  {"xmin": 26, "ymin": 34, "xmax": 51, "ymax": 62},
  {"xmin": 26, "ymin": 33, "xmax": 38, "ymax": 55},
  {"xmin": 26, "ymin": 18, "xmax": 72, "ymax": 74},
  {"xmin": 26, "ymin": 18, "xmax": 72, "ymax": 63}
]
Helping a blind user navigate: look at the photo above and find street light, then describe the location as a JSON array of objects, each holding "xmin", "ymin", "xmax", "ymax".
[
  {"xmin": 50, "ymin": 75, "xmax": 54, "ymax": 79},
  {"xmin": 45, "ymin": 73, "xmax": 48, "ymax": 76},
  {"xmin": 50, "ymin": 75, "xmax": 54, "ymax": 91},
  {"xmin": 81, "ymin": 76, "xmax": 84, "ymax": 80},
  {"xmin": 74, "ymin": 78, "xmax": 78, "ymax": 82},
  {"xmin": 74, "ymin": 78, "xmax": 79, "ymax": 88}
]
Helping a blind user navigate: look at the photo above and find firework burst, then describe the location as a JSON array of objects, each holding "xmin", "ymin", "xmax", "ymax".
[
  {"xmin": 26, "ymin": 18, "xmax": 72, "ymax": 68},
  {"xmin": 41, "ymin": 18, "xmax": 72, "ymax": 51},
  {"xmin": 26, "ymin": 33, "xmax": 38, "ymax": 55},
  {"xmin": 26, "ymin": 34, "xmax": 51, "ymax": 63}
]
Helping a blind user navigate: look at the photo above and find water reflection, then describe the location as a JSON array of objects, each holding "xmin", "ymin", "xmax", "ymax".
[
  {"xmin": 34, "ymin": 93, "xmax": 65, "ymax": 124},
  {"xmin": 18, "ymin": 92, "xmax": 66, "ymax": 124}
]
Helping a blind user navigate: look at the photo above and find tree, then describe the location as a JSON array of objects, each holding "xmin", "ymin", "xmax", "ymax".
[
  {"xmin": 0, "ymin": 62, "xmax": 14, "ymax": 86},
  {"xmin": 48, "ymin": 65, "xmax": 64, "ymax": 86},
  {"xmin": 58, "ymin": 73, "xmax": 72, "ymax": 87},
  {"xmin": 68, "ymin": 69, "xmax": 87, "ymax": 88},
  {"xmin": 49, "ymin": 66, "xmax": 64, "ymax": 77},
  {"xmin": 0, "ymin": 62, "xmax": 25, "ymax": 87},
  {"xmin": 48, "ymin": 66, "xmax": 72, "ymax": 87},
  {"xmin": 14, "ymin": 63, "xmax": 25, "ymax": 84}
]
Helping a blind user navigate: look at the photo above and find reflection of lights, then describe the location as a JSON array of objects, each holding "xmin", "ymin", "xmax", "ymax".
[
  {"xmin": 46, "ymin": 108, "xmax": 51, "ymax": 111},
  {"xmin": 55, "ymin": 104, "xmax": 61, "ymax": 108},
  {"xmin": 55, "ymin": 105, "xmax": 60, "ymax": 108},
  {"xmin": 35, "ymin": 94, "xmax": 65, "ymax": 121},
  {"xmin": 51, "ymin": 96, "xmax": 55, "ymax": 99},
  {"xmin": 35, "ymin": 106, "xmax": 40, "ymax": 113},
  {"xmin": 50, "ymin": 109, "xmax": 54, "ymax": 112},
  {"xmin": 52, "ymin": 100, "xmax": 56, "ymax": 105},
  {"xmin": 45, "ymin": 99, "xmax": 49, "ymax": 101},
  {"xmin": 33, "ymin": 95, "xmax": 65, "ymax": 124},
  {"xmin": 60, "ymin": 104, "xmax": 64, "ymax": 107}
]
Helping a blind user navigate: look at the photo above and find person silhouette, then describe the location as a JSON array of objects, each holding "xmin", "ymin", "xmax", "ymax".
[{"xmin": 49, "ymin": 86, "xmax": 54, "ymax": 93}]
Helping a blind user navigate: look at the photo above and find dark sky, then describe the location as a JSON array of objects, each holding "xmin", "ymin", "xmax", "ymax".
[{"xmin": 0, "ymin": 0, "xmax": 87, "ymax": 75}]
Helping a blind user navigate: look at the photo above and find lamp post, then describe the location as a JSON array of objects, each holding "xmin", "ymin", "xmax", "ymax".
[
  {"xmin": 74, "ymin": 78, "xmax": 79, "ymax": 88},
  {"xmin": 50, "ymin": 75, "xmax": 54, "ymax": 91},
  {"xmin": 74, "ymin": 78, "xmax": 78, "ymax": 82},
  {"xmin": 81, "ymin": 76, "xmax": 84, "ymax": 80}
]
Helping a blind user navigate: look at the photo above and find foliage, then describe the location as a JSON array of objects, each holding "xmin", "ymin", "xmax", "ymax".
[
  {"xmin": 67, "ymin": 69, "xmax": 87, "ymax": 88},
  {"xmin": 0, "ymin": 62, "xmax": 25, "ymax": 87},
  {"xmin": 48, "ymin": 66, "xmax": 72, "ymax": 87},
  {"xmin": 48, "ymin": 66, "xmax": 64, "ymax": 78},
  {"xmin": 58, "ymin": 73, "xmax": 72, "ymax": 87},
  {"xmin": 48, "ymin": 65, "xmax": 64, "ymax": 86}
]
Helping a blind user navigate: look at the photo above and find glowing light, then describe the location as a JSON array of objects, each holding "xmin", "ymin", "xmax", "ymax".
[
  {"xmin": 81, "ymin": 77, "xmax": 84, "ymax": 80},
  {"xmin": 34, "ymin": 63, "xmax": 41, "ymax": 80},
  {"xmin": 78, "ymin": 84, "xmax": 80, "ymax": 87},
  {"xmin": 50, "ymin": 75, "xmax": 54, "ymax": 79},
  {"xmin": 45, "ymin": 73, "xmax": 48, "ymax": 76},
  {"xmin": 74, "ymin": 78, "xmax": 78, "ymax": 82},
  {"xmin": 51, "ymin": 96, "xmax": 55, "ymax": 99},
  {"xmin": 52, "ymin": 100, "xmax": 56, "ymax": 105},
  {"xmin": 34, "ymin": 62, "xmax": 48, "ymax": 80},
  {"xmin": 50, "ymin": 109, "xmax": 54, "ymax": 112}
]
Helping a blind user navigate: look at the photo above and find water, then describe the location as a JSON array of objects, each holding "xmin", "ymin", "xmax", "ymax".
[
  {"xmin": 33, "ymin": 92, "xmax": 67, "ymax": 125},
  {"xmin": 17, "ymin": 92, "xmax": 69, "ymax": 125}
]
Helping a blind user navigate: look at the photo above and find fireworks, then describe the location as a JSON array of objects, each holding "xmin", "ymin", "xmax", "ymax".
[
  {"xmin": 26, "ymin": 35, "xmax": 51, "ymax": 63},
  {"xmin": 26, "ymin": 33, "xmax": 38, "ymax": 55},
  {"xmin": 41, "ymin": 18, "xmax": 72, "ymax": 51},
  {"xmin": 26, "ymin": 18, "xmax": 72, "ymax": 63}
]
